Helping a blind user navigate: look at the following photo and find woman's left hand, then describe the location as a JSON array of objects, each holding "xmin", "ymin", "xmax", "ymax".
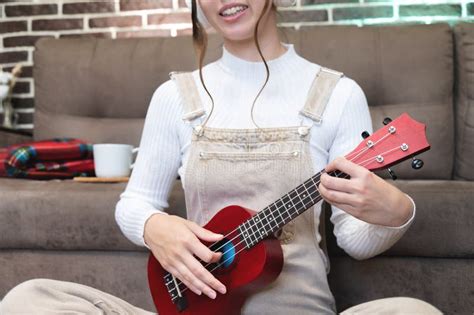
[{"xmin": 318, "ymin": 157, "xmax": 413, "ymax": 227}]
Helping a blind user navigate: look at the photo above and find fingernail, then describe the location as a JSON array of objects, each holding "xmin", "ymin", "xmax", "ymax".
[
  {"xmin": 220, "ymin": 286, "xmax": 226, "ymax": 294},
  {"xmin": 210, "ymin": 291, "xmax": 216, "ymax": 299}
]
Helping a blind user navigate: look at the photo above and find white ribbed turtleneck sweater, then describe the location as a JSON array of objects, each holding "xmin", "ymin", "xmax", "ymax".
[{"xmin": 115, "ymin": 42, "xmax": 415, "ymax": 260}]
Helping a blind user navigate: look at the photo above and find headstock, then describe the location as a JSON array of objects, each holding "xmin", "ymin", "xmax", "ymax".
[{"xmin": 345, "ymin": 113, "xmax": 430, "ymax": 173}]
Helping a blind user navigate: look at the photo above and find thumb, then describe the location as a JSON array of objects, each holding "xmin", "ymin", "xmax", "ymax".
[{"xmin": 186, "ymin": 221, "xmax": 224, "ymax": 242}]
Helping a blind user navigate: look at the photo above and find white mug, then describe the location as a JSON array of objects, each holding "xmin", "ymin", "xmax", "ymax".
[{"xmin": 93, "ymin": 144, "xmax": 139, "ymax": 178}]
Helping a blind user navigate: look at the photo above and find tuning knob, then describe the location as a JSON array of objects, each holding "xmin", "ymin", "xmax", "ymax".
[
  {"xmin": 361, "ymin": 131, "xmax": 370, "ymax": 139},
  {"xmin": 387, "ymin": 168, "xmax": 397, "ymax": 180},
  {"xmin": 383, "ymin": 117, "xmax": 393, "ymax": 125},
  {"xmin": 411, "ymin": 158, "xmax": 424, "ymax": 170}
]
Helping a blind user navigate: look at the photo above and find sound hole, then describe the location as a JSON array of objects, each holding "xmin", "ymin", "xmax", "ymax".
[{"xmin": 210, "ymin": 238, "xmax": 235, "ymax": 269}]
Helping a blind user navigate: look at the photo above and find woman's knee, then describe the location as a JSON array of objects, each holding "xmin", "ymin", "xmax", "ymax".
[
  {"xmin": 393, "ymin": 297, "xmax": 443, "ymax": 314},
  {"xmin": 341, "ymin": 296, "xmax": 443, "ymax": 314},
  {"xmin": 1, "ymin": 279, "xmax": 58, "ymax": 312}
]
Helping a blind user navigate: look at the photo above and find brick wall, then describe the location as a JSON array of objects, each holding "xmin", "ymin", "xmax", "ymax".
[{"xmin": 0, "ymin": 0, "xmax": 473, "ymax": 134}]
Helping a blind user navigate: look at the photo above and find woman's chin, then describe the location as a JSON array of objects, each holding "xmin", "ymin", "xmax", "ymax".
[{"xmin": 219, "ymin": 28, "xmax": 257, "ymax": 43}]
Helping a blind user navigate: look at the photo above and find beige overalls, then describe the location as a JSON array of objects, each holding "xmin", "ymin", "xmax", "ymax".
[{"xmin": 170, "ymin": 66, "xmax": 344, "ymax": 315}]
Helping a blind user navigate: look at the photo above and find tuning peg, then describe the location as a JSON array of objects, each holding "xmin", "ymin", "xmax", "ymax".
[
  {"xmin": 411, "ymin": 158, "xmax": 424, "ymax": 170},
  {"xmin": 361, "ymin": 131, "xmax": 370, "ymax": 139},
  {"xmin": 383, "ymin": 117, "xmax": 393, "ymax": 125},
  {"xmin": 387, "ymin": 168, "xmax": 397, "ymax": 180}
]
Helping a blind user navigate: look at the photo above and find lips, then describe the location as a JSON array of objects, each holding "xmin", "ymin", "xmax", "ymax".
[{"xmin": 219, "ymin": 3, "xmax": 248, "ymax": 17}]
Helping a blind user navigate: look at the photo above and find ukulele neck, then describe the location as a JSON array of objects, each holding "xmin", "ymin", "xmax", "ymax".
[{"xmin": 237, "ymin": 170, "xmax": 347, "ymax": 249}]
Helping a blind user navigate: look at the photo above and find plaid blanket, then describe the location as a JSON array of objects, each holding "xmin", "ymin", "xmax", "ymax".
[{"xmin": 0, "ymin": 138, "xmax": 95, "ymax": 180}]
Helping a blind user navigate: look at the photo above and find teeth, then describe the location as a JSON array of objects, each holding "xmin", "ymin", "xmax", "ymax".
[{"xmin": 221, "ymin": 5, "xmax": 247, "ymax": 17}]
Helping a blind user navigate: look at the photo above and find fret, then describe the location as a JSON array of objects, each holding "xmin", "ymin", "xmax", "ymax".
[
  {"xmin": 302, "ymin": 183, "xmax": 315, "ymax": 204},
  {"xmin": 310, "ymin": 175, "xmax": 318, "ymax": 188},
  {"xmin": 275, "ymin": 198, "xmax": 288, "ymax": 224},
  {"xmin": 284, "ymin": 191, "xmax": 301, "ymax": 224},
  {"xmin": 276, "ymin": 199, "xmax": 286, "ymax": 223},
  {"xmin": 260, "ymin": 215, "xmax": 270, "ymax": 237},
  {"xmin": 302, "ymin": 184, "xmax": 313, "ymax": 204},
  {"xmin": 288, "ymin": 191, "xmax": 298, "ymax": 217},
  {"xmin": 244, "ymin": 220, "xmax": 256, "ymax": 247},
  {"xmin": 238, "ymin": 225, "xmax": 250, "ymax": 248},
  {"xmin": 304, "ymin": 182, "xmax": 317, "ymax": 200},
  {"xmin": 295, "ymin": 186, "xmax": 308, "ymax": 212},
  {"xmin": 259, "ymin": 211, "xmax": 270, "ymax": 236},
  {"xmin": 267, "ymin": 206, "xmax": 279, "ymax": 228},
  {"xmin": 242, "ymin": 221, "xmax": 250, "ymax": 247},
  {"xmin": 291, "ymin": 189, "xmax": 304, "ymax": 211},
  {"xmin": 265, "ymin": 203, "xmax": 286, "ymax": 234},
  {"xmin": 252, "ymin": 215, "xmax": 264, "ymax": 242},
  {"xmin": 310, "ymin": 176, "xmax": 322, "ymax": 195},
  {"xmin": 281, "ymin": 196, "xmax": 293, "ymax": 222}
]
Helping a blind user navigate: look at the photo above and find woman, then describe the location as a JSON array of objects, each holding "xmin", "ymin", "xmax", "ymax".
[{"xmin": 1, "ymin": 0, "xmax": 441, "ymax": 314}]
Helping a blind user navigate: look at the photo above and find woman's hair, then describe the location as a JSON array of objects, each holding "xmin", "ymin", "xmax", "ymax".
[{"xmin": 190, "ymin": 0, "xmax": 286, "ymax": 129}]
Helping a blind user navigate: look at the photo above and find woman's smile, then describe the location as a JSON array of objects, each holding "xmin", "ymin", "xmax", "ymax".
[{"xmin": 219, "ymin": 4, "xmax": 249, "ymax": 23}]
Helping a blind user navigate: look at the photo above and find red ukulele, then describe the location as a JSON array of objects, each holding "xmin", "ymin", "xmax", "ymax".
[{"xmin": 147, "ymin": 113, "xmax": 430, "ymax": 315}]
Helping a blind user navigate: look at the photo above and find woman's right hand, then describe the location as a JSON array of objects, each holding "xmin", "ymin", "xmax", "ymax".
[{"xmin": 144, "ymin": 214, "xmax": 227, "ymax": 299}]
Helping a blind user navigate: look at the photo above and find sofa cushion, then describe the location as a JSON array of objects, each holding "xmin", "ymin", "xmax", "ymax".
[
  {"xmin": 0, "ymin": 178, "xmax": 186, "ymax": 250},
  {"xmin": 454, "ymin": 22, "xmax": 474, "ymax": 180},
  {"xmin": 34, "ymin": 111, "xmax": 145, "ymax": 148},
  {"xmin": 369, "ymin": 102, "xmax": 454, "ymax": 180},
  {"xmin": 326, "ymin": 180, "xmax": 474, "ymax": 258}
]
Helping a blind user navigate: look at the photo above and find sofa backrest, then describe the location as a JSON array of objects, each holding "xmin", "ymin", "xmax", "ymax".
[
  {"xmin": 32, "ymin": 35, "xmax": 222, "ymax": 147},
  {"xmin": 454, "ymin": 22, "xmax": 474, "ymax": 180},
  {"xmin": 33, "ymin": 23, "xmax": 455, "ymax": 179}
]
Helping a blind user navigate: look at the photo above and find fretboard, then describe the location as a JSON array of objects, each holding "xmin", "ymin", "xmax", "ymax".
[{"xmin": 237, "ymin": 170, "xmax": 348, "ymax": 248}]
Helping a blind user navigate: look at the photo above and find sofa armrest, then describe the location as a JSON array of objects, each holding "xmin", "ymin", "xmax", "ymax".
[{"xmin": 0, "ymin": 127, "xmax": 33, "ymax": 147}]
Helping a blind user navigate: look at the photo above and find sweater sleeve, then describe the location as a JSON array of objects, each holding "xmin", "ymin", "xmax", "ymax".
[
  {"xmin": 115, "ymin": 80, "xmax": 182, "ymax": 247},
  {"xmin": 327, "ymin": 80, "xmax": 416, "ymax": 260}
]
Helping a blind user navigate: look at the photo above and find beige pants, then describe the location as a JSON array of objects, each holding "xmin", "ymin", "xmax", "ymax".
[{"xmin": 1, "ymin": 279, "xmax": 443, "ymax": 315}]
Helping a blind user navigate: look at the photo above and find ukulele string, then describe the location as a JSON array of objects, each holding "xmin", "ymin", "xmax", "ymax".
[
  {"xmin": 219, "ymin": 144, "xmax": 403, "ymax": 257},
  {"xmin": 190, "ymin": 139, "xmax": 400, "ymax": 264},
  {"xmin": 206, "ymin": 144, "xmax": 403, "ymax": 267},
  {"xmin": 345, "ymin": 132, "xmax": 392, "ymax": 163},
  {"xmin": 174, "ymin": 144, "xmax": 404, "ymax": 294},
  {"xmin": 174, "ymin": 148, "xmax": 395, "ymax": 295},
  {"xmin": 199, "ymin": 132, "xmax": 394, "ymax": 258},
  {"xmin": 174, "ymin": 172, "xmax": 352, "ymax": 296},
  {"xmin": 353, "ymin": 145, "xmax": 403, "ymax": 168}
]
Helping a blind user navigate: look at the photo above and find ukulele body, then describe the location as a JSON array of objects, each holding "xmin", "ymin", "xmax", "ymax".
[{"xmin": 147, "ymin": 205, "xmax": 284, "ymax": 315}]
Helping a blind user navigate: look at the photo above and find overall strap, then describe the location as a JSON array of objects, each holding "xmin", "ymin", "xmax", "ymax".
[
  {"xmin": 169, "ymin": 71, "xmax": 206, "ymax": 122},
  {"xmin": 300, "ymin": 66, "xmax": 343, "ymax": 272},
  {"xmin": 300, "ymin": 67, "xmax": 344, "ymax": 123}
]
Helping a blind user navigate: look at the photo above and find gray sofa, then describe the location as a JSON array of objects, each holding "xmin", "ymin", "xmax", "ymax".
[{"xmin": 1, "ymin": 22, "xmax": 473, "ymax": 313}]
